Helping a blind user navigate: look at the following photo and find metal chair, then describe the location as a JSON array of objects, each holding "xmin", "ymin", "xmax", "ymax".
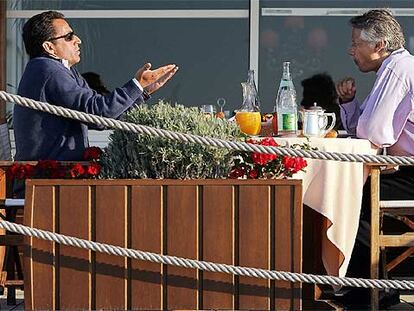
[{"xmin": 370, "ymin": 165, "xmax": 414, "ymax": 309}]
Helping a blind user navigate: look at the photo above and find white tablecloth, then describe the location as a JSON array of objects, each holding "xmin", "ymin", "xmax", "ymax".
[{"xmin": 274, "ymin": 137, "xmax": 378, "ymax": 277}]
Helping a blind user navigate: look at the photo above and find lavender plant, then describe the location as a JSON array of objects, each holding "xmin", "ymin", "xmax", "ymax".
[{"xmin": 101, "ymin": 101, "xmax": 242, "ymax": 179}]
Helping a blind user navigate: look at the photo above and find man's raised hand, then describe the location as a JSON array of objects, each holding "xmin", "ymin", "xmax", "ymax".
[
  {"xmin": 135, "ymin": 63, "xmax": 178, "ymax": 95},
  {"xmin": 336, "ymin": 77, "xmax": 356, "ymax": 104}
]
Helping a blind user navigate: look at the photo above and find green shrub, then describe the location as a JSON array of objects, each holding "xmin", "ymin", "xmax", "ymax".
[{"xmin": 101, "ymin": 101, "xmax": 242, "ymax": 179}]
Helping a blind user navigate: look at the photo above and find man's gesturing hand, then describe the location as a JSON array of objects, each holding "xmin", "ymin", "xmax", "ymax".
[
  {"xmin": 135, "ymin": 63, "xmax": 179, "ymax": 95},
  {"xmin": 336, "ymin": 77, "xmax": 356, "ymax": 104}
]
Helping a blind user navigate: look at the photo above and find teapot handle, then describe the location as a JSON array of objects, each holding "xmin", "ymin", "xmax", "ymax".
[{"xmin": 321, "ymin": 112, "xmax": 336, "ymax": 134}]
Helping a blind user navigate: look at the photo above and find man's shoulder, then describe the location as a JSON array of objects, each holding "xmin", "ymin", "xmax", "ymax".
[
  {"xmin": 26, "ymin": 57, "xmax": 68, "ymax": 74},
  {"xmin": 21, "ymin": 57, "xmax": 73, "ymax": 88},
  {"xmin": 381, "ymin": 49, "xmax": 414, "ymax": 80},
  {"xmin": 389, "ymin": 49, "xmax": 414, "ymax": 68}
]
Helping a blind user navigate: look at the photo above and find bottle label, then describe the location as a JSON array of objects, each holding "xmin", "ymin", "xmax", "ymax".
[{"xmin": 282, "ymin": 113, "xmax": 296, "ymax": 131}]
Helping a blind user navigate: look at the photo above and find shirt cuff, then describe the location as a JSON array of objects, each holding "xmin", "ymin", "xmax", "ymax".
[
  {"xmin": 339, "ymin": 98, "xmax": 357, "ymax": 115},
  {"xmin": 132, "ymin": 78, "xmax": 144, "ymax": 91},
  {"xmin": 132, "ymin": 78, "xmax": 151, "ymax": 100}
]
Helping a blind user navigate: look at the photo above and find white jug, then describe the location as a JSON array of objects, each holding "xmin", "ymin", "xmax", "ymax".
[{"xmin": 301, "ymin": 103, "xmax": 336, "ymax": 137}]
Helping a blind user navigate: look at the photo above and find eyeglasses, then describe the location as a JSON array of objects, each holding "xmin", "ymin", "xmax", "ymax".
[{"xmin": 48, "ymin": 31, "xmax": 76, "ymax": 42}]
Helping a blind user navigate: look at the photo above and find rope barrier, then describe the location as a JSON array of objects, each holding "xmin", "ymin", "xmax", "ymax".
[
  {"xmin": 2, "ymin": 91, "xmax": 414, "ymax": 291},
  {"xmin": 3, "ymin": 90, "xmax": 414, "ymax": 166},
  {"xmin": 0, "ymin": 220, "xmax": 413, "ymax": 291}
]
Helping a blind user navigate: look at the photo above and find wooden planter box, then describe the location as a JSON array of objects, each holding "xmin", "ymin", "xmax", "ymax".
[{"xmin": 23, "ymin": 179, "xmax": 302, "ymax": 310}]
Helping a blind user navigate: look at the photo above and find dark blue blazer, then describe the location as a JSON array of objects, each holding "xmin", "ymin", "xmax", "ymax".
[{"xmin": 14, "ymin": 56, "xmax": 144, "ymax": 161}]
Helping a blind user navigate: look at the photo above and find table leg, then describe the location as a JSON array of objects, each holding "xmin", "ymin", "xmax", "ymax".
[{"xmin": 303, "ymin": 205, "xmax": 333, "ymax": 309}]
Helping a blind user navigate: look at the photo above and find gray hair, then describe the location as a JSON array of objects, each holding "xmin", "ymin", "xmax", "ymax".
[{"xmin": 349, "ymin": 9, "xmax": 405, "ymax": 52}]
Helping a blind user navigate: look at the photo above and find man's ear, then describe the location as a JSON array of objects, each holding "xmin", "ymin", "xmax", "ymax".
[
  {"xmin": 375, "ymin": 40, "xmax": 386, "ymax": 53},
  {"xmin": 42, "ymin": 41, "xmax": 56, "ymax": 56}
]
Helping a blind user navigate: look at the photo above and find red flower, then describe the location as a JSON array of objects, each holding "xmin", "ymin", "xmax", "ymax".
[
  {"xmin": 83, "ymin": 147, "xmax": 102, "ymax": 161},
  {"xmin": 9, "ymin": 163, "xmax": 34, "ymax": 179},
  {"xmin": 252, "ymin": 152, "xmax": 277, "ymax": 165},
  {"xmin": 86, "ymin": 163, "xmax": 101, "ymax": 177},
  {"xmin": 50, "ymin": 166, "xmax": 67, "ymax": 179},
  {"xmin": 248, "ymin": 169, "xmax": 258, "ymax": 179},
  {"xmin": 283, "ymin": 156, "xmax": 307, "ymax": 174},
  {"xmin": 69, "ymin": 163, "xmax": 86, "ymax": 178},
  {"xmin": 293, "ymin": 157, "xmax": 307, "ymax": 173},
  {"xmin": 282, "ymin": 156, "xmax": 296, "ymax": 170},
  {"xmin": 229, "ymin": 167, "xmax": 245, "ymax": 179},
  {"xmin": 36, "ymin": 160, "xmax": 59, "ymax": 170},
  {"xmin": 6, "ymin": 163, "xmax": 21, "ymax": 180},
  {"xmin": 261, "ymin": 137, "xmax": 279, "ymax": 147},
  {"xmin": 248, "ymin": 138, "xmax": 278, "ymax": 165}
]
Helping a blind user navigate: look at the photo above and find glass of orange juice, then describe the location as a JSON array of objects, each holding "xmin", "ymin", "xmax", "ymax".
[{"xmin": 235, "ymin": 111, "xmax": 261, "ymax": 135}]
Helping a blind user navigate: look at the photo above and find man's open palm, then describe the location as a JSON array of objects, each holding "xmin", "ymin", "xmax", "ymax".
[{"xmin": 135, "ymin": 63, "xmax": 178, "ymax": 94}]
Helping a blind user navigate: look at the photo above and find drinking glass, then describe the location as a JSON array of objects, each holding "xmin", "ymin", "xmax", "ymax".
[
  {"xmin": 235, "ymin": 111, "xmax": 261, "ymax": 136},
  {"xmin": 216, "ymin": 97, "xmax": 226, "ymax": 112},
  {"xmin": 201, "ymin": 104, "xmax": 216, "ymax": 116}
]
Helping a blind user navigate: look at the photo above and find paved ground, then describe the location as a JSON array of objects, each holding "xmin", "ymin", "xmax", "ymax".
[
  {"xmin": 0, "ymin": 289, "xmax": 24, "ymax": 311},
  {"xmin": 0, "ymin": 288, "xmax": 413, "ymax": 310}
]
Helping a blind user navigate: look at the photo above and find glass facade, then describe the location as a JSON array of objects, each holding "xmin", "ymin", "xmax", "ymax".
[
  {"xmin": 6, "ymin": 0, "xmax": 414, "ymax": 114},
  {"xmin": 6, "ymin": 1, "xmax": 249, "ymax": 114},
  {"xmin": 8, "ymin": 0, "xmax": 248, "ymax": 10}
]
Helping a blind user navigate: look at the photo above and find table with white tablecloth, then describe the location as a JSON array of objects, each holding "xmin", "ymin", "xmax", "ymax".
[{"xmin": 274, "ymin": 137, "xmax": 378, "ymax": 278}]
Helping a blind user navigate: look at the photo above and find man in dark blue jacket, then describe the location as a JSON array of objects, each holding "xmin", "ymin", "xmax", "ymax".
[{"xmin": 14, "ymin": 10, "xmax": 178, "ymax": 161}]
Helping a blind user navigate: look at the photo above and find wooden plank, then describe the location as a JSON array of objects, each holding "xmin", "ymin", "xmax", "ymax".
[
  {"xmin": 22, "ymin": 179, "xmax": 303, "ymax": 310},
  {"xmin": 238, "ymin": 185, "xmax": 270, "ymax": 309},
  {"xmin": 202, "ymin": 185, "xmax": 234, "ymax": 309},
  {"xmin": 379, "ymin": 234, "xmax": 414, "ymax": 246},
  {"xmin": 59, "ymin": 186, "xmax": 91, "ymax": 310},
  {"xmin": 385, "ymin": 247, "xmax": 414, "ymax": 272},
  {"xmin": 31, "ymin": 185, "xmax": 56, "ymax": 310},
  {"xmin": 0, "ymin": 269, "xmax": 5, "ymax": 285},
  {"xmin": 23, "ymin": 183, "xmax": 34, "ymax": 310},
  {"xmin": 166, "ymin": 185, "xmax": 198, "ymax": 309},
  {"xmin": 24, "ymin": 178, "xmax": 301, "ymax": 187},
  {"xmin": 130, "ymin": 185, "xmax": 163, "ymax": 309},
  {"xmin": 274, "ymin": 185, "xmax": 293, "ymax": 310},
  {"xmin": 0, "ymin": 235, "xmax": 24, "ymax": 245},
  {"xmin": 95, "ymin": 185, "xmax": 127, "ymax": 310},
  {"xmin": 370, "ymin": 166, "xmax": 380, "ymax": 310},
  {"xmin": 292, "ymin": 184, "xmax": 303, "ymax": 311}
]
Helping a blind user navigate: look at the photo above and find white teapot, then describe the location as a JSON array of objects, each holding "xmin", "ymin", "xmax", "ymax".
[{"xmin": 301, "ymin": 102, "xmax": 336, "ymax": 137}]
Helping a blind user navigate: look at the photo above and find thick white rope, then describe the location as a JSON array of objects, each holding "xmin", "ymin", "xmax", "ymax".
[
  {"xmin": 2, "ymin": 90, "xmax": 414, "ymax": 166},
  {"xmin": 1, "ymin": 220, "xmax": 413, "ymax": 291}
]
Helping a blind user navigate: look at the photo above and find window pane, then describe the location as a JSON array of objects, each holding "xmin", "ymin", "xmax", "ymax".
[
  {"xmin": 70, "ymin": 18, "xmax": 248, "ymax": 111},
  {"xmin": 259, "ymin": 2, "xmax": 414, "ymax": 112},
  {"xmin": 7, "ymin": 17, "xmax": 249, "ymax": 113},
  {"xmin": 261, "ymin": 0, "xmax": 414, "ymax": 9},
  {"xmin": 9, "ymin": 0, "xmax": 248, "ymax": 10},
  {"xmin": 259, "ymin": 15, "xmax": 375, "ymax": 112}
]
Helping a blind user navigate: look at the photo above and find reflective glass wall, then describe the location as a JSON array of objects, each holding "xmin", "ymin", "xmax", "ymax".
[
  {"xmin": 259, "ymin": 1, "xmax": 414, "ymax": 112},
  {"xmin": 6, "ymin": 0, "xmax": 414, "ymax": 114},
  {"xmin": 6, "ymin": 0, "xmax": 250, "ymax": 113}
]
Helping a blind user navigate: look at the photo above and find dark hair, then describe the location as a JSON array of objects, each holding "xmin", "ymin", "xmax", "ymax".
[
  {"xmin": 301, "ymin": 73, "xmax": 342, "ymax": 130},
  {"xmin": 81, "ymin": 72, "xmax": 110, "ymax": 95},
  {"xmin": 22, "ymin": 10, "xmax": 65, "ymax": 58},
  {"xmin": 349, "ymin": 9, "xmax": 405, "ymax": 52},
  {"xmin": 301, "ymin": 73, "xmax": 338, "ymax": 109}
]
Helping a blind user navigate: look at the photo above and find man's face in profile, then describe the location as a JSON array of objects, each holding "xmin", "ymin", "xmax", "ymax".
[
  {"xmin": 48, "ymin": 18, "xmax": 82, "ymax": 66},
  {"xmin": 348, "ymin": 28, "xmax": 379, "ymax": 73}
]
